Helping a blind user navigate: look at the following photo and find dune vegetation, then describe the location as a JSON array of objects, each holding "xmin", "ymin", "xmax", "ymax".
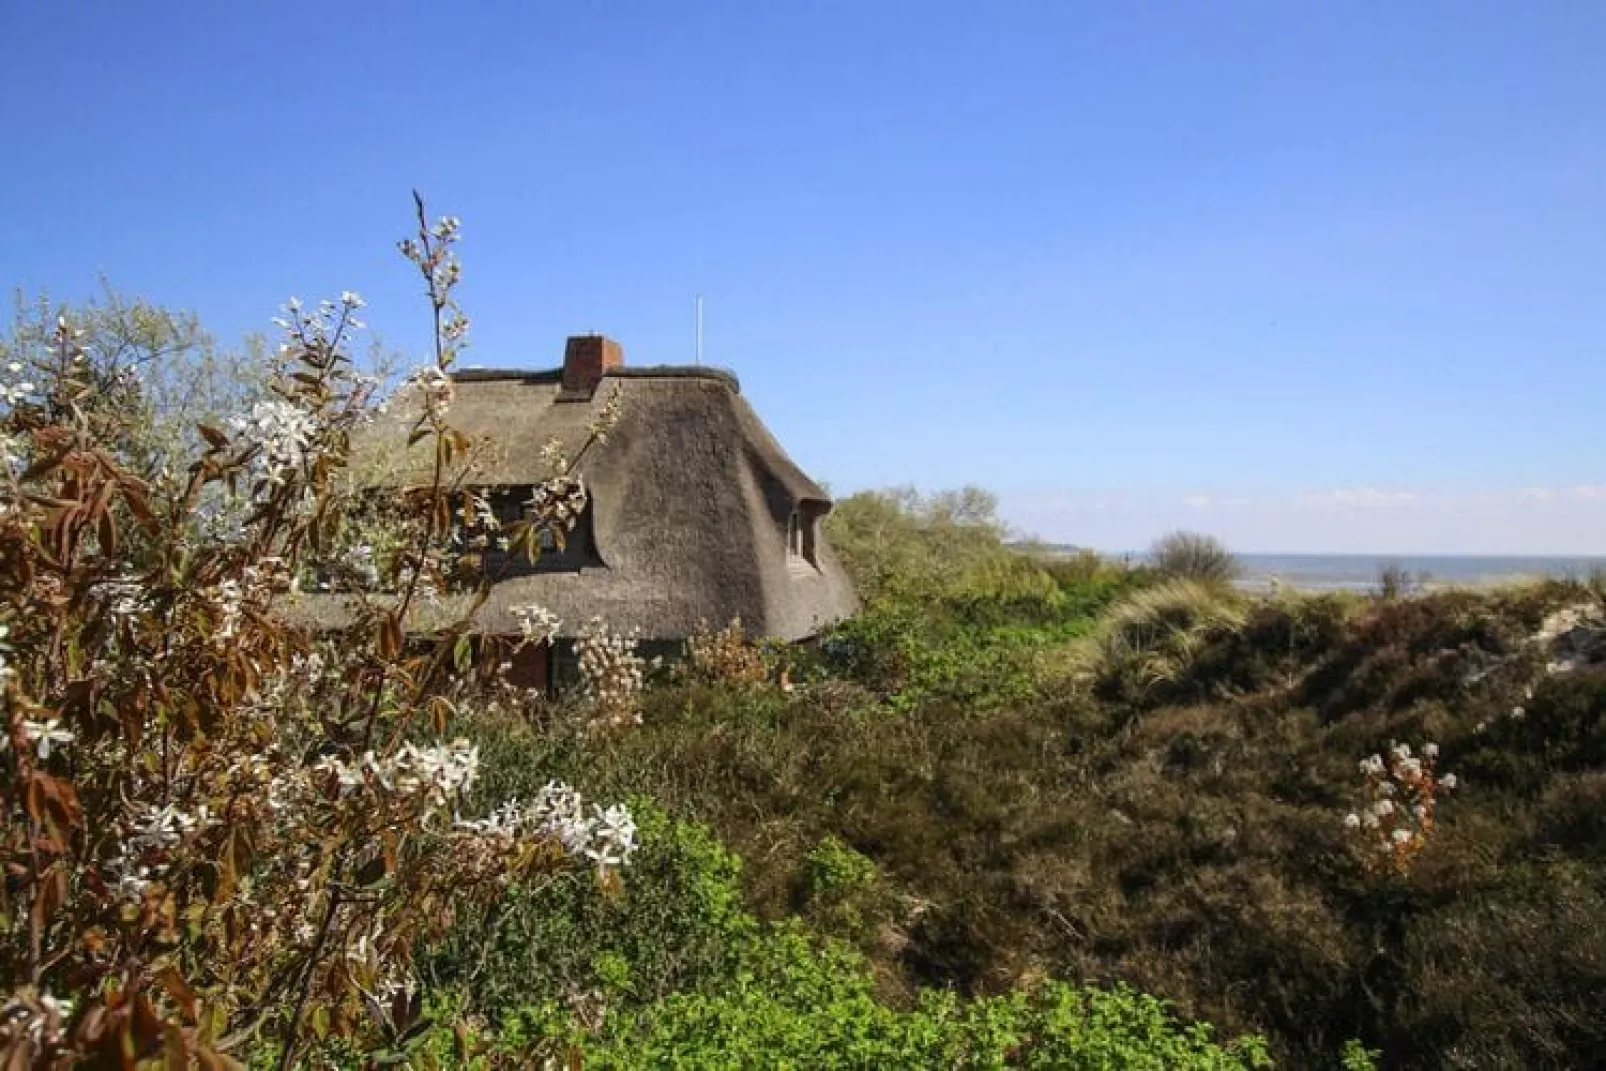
[{"xmin": 4, "ymin": 208, "xmax": 1602, "ymax": 1068}]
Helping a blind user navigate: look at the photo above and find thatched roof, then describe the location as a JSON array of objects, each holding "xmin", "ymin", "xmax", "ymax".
[{"xmin": 287, "ymin": 348, "xmax": 857, "ymax": 642}]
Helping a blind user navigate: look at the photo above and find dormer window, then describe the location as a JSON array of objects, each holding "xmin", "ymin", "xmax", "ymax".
[{"xmin": 787, "ymin": 506, "xmax": 818, "ymax": 568}]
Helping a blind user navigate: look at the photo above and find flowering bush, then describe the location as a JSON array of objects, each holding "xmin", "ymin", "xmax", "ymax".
[
  {"xmin": 0, "ymin": 196, "xmax": 636, "ymax": 1067},
  {"xmin": 576, "ymin": 618, "xmax": 646, "ymax": 731},
  {"xmin": 1345, "ymin": 741, "xmax": 1457, "ymax": 874}
]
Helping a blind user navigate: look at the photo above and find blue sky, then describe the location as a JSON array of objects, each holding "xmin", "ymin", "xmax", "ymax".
[{"xmin": 3, "ymin": 2, "xmax": 1603, "ymax": 553}]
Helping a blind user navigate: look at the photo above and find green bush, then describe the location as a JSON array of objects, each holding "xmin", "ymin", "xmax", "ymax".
[
  {"xmin": 432, "ymin": 924, "xmax": 1269, "ymax": 1069},
  {"xmin": 423, "ymin": 800, "xmax": 753, "ymax": 1016},
  {"xmin": 578, "ymin": 946, "xmax": 1272, "ymax": 1069}
]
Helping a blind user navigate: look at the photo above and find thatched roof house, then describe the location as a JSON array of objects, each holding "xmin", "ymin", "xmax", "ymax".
[{"xmin": 296, "ymin": 335, "xmax": 855, "ymax": 685}]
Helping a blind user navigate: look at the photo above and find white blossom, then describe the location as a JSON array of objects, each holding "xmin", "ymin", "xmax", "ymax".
[
  {"xmin": 575, "ymin": 616, "xmax": 645, "ymax": 724},
  {"xmin": 18, "ymin": 718, "xmax": 75, "ymax": 761},
  {"xmin": 514, "ymin": 603, "xmax": 561, "ymax": 647},
  {"xmin": 525, "ymin": 475, "xmax": 588, "ymax": 532},
  {"xmin": 455, "ymin": 780, "xmax": 639, "ymax": 873},
  {"xmin": 585, "ymin": 803, "xmax": 638, "ymax": 870},
  {"xmin": 587, "ymin": 384, "xmax": 625, "ymax": 444},
  {"xmin": 0, "ymin": 990, "xmax": 73, "ymax": 1049},
  {"xmin": 0, "ymin": 375, "xmax": 34, "ymax": 407},
  {"xmin": 231, "ymin": 399, "xmax": 317, "ymax": 485},
  {"xmin": 314, "ymin": 739, "xmax": 479, "ymax": 815},
  {"xmin": 401, "ymin": 366, "xmax": 454, "ymax": 420},
  {"xmin": 126, "ymin": 801, "xmax": 212, "ymax": 851}
]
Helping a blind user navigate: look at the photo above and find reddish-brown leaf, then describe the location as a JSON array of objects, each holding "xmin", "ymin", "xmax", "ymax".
[{"xmin": 156, "ymin": 966, "xmax": 200, "ymax": 1023}]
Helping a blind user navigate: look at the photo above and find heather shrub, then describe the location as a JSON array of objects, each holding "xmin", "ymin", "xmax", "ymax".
[{"xmin": 486, "ymin": 569, "xmax": 1606, "ymax": 1067}]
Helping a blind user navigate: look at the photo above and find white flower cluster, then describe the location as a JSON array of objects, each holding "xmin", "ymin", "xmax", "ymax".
[
  {"xmin": 1345, "ymin": 740, "xmax": 1457, "ymax": 869},
  {"xmin": 209, "ymin": 578, "xmax": 246, "ymax": 642},
  {"xmin": 272, "ymin": 295, "xmax": 366, "ymax": 351},
  {"xmin": 93, "ymin": 579, "xmax": 151, "ymax": 620},
  {"xmin": 0, "ymin": 430, "xmax": 26, "ymax": 477},
  {"xmin": 14, "ymin": 718, "xmax": 75, "ymax": 761},
  {"xmin": 455, "ymin": 780, "xmax": 638, "ymax": 873},
  {"xmin": 587, "ymin": 384, "xmax": 625, "ymax": 445},
  {"xmin": 524, "ymin": 475, "xmax": 588, "ymax": 533},
  {"xmin": 576, "ymin": 616, "xmax": 645, "ymax": 725},
  {"xmin": 0, "ymin": 990, "xmax": 72, "ymax": 1051},
  {"xmin": 398, "ymin": 215, "xmax": 465, "ymax": 305},
  {"xmin": 104, "ymin": 799, "xmax": 218, "ymax": 901},
  {"xmin": 313, "ymin": 738, "xmax": 480, "ymax": 813},
  {"xmin": 402, "ymin": 366, "xmax": 454, "ymax": 421},
  {"xmin": 469, "ymin": 493, "xmax": 500, "ymax": 531},
  {"xmin": 514, "ymin": 603, "xmax": 561, "ymax": 647},
  {"xmin": 539, "ymin": 436, "xmax": 569, "ymax": 475},
  {"xmin": 0, "ymin": 359, "xmax": 35, "ymax": 407},
  {"xmin": 231, "ymin": 398, "xmax": 317, "ymax": 485},
  {"xmin": 396, "ymin": 560, "xmax": 443, "ymax": 607},
  {"xmin": 344, "ymin": 542, "xmax": 381, "ymax": 588},
  {"xmin": 128, "ymin": 801, "xmax": 214, "ymax": 851},
  {"xmin": 453, "ymin": 494, "xmax": 505, "ymax": 552}
]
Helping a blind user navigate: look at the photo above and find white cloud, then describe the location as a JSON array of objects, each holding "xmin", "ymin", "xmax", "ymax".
[
  {"xmin": 1181, "ymin": 494, "xmax": 1213, "ymax": 509},
  {"xmin": 1292, "ymin": 487, "xmax": 1417, "ymax": 510}
]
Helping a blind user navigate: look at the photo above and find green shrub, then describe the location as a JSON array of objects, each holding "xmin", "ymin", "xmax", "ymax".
[
  {"xmin": 422, "ymin": 800, "xmax": 753, "ymax": 1016},
  {"xmin": 438, "ymin": 924, "xmax": 1270, "ymax": 1069},
  {"xmin": 808, "ymin": 835, "xmax": 880, "ymax": 897}
]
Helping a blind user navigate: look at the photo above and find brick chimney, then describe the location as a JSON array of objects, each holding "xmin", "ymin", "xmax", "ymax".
[{"xmin": 561, "ymin": 334, "xmax": 623, "ymax": 397}]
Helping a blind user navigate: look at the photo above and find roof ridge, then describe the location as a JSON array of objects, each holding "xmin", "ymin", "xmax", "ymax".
[{"xmin": 452, "ymin": 365, "xmax": 740, "ymax": 391}]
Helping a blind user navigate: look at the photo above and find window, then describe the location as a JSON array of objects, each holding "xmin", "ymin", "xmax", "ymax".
[
  {"xmin": 478, "ymin": 485, "xmax": 601, "ymax": 577},
  {"xmin": 786, "ymin": 506, "xmax": 818, "ymax": 567}
]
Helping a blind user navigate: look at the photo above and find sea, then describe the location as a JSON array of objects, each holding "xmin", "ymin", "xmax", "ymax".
[{"xmin": 1230, "ymin": 554, "xmax": 1606, "ymax": 593}]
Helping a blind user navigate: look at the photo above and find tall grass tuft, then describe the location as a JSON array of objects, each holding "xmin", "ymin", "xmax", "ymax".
[{"xmin": 1076, "ymin": 578, "xmax": 1249, "ymax": 698}]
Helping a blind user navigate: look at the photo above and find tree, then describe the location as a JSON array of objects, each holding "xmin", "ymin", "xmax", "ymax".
[{"xmin": 1149, "ymin": 530, "xmax": 1242, "ymax": 585}]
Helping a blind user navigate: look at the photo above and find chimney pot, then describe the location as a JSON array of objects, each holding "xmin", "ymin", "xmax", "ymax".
[{"xmin": 561, "ymin": 335, "xmax": 624, "ymax": 396}]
